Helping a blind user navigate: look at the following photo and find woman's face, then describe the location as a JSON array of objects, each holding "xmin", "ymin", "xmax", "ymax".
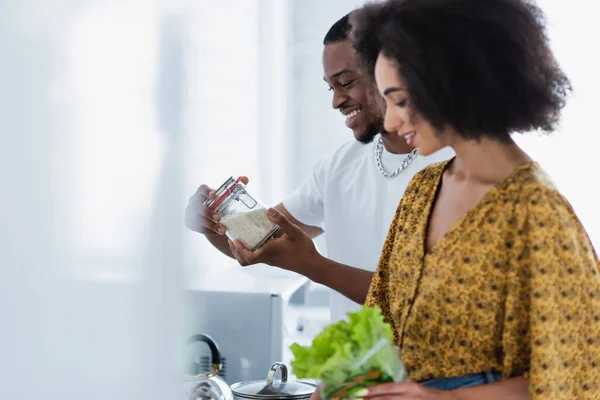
[{"xmin": 374, "ymin": 53, "xmax": 447, "ymax": 156}]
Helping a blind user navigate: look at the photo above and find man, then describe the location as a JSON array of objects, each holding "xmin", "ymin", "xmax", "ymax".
[{"xmin": 184, "ymin": 14, "xmax": 453, "ymax": 322}]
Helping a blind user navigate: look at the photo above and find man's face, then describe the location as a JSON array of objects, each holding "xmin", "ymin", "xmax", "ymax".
[{"xmin": 323, "ymin": 40, "xmax": 384, "ymax": 143}]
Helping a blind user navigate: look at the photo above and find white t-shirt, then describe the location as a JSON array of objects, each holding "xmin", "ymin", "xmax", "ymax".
[{"xmin": 283, "ymin": 135, "xmax": 454, "ymax": 323}]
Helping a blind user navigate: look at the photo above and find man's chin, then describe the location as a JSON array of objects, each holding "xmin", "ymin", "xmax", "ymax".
[{"xmin": 353, "ymin": 128, "xmax": 379, "ymax": 144}]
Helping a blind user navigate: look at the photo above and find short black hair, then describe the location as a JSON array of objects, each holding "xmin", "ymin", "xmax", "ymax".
[
  {"xmin": 324, "ymin": 14, "xmax": 351, "ymax": 45},
  {"xmin": 351, "ymin": 0, "xmax": 571, "ymax": 141}
]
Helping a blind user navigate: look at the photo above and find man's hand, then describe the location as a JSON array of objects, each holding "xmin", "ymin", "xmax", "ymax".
[
  {"xmin": 227, "ymin": 208, "xmax": 323, "ymax": 273},
  {"xmin": 186, "ymin": 194, "xmax": 372, "ymax": 304},
  {"xmin": 184, "ymin": 177, "xmax": 249, "ymax": 236}
]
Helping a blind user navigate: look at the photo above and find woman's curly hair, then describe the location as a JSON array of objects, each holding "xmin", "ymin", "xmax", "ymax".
[{"xmin": 351, "ymin": 0, "xmax": 571, "ymax": 141}]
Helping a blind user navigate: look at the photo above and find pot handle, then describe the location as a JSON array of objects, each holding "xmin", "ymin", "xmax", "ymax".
[
  {"xmin": 188, "ymin": 333, "xmax": 223, "ymax": 376},
  {"xmin": 266, "ymin": 362, "xmax": 288, "ymax": 385}
]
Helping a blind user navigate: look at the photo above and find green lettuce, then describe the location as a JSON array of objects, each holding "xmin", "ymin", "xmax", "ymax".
[{"xmin": 290, "ymin": 306, "xmax": 404, "ymax": 398}]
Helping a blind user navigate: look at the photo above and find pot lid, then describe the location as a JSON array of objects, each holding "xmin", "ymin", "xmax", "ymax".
[{"xmin": 231, "ymin": 363, "xmax": 316, "ymax": 399}]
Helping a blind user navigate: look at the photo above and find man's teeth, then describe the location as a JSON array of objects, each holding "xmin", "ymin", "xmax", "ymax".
[
  {"xmin": 345, "ymin": 109, "xmax": 362, "ymax": 120},
  {"xmin": 405, "ymin": 132, "xmax": 416, "ymax": 141}
]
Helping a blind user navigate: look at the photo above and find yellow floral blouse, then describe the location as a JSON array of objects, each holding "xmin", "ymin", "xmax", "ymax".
[{"xmin": 365, "ymin": 160, "xmax": 600, "ymax": 399}]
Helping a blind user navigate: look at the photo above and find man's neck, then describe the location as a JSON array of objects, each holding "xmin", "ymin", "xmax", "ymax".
[{"xmin": 380, "ymin": 132, "xmax": 414, "ymax": 155}]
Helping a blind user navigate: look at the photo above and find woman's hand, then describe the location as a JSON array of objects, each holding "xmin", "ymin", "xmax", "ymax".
[
  {"xmin": 354, "ymin": 382, "xmax": 458, "ymax": 400},
  {"xmin": 354, "ymin": 377, "xmax": 530, "ymax": 400},
  {"xmin": 309, "ymin": 384, "xmax": 322, "ymax": 400}
]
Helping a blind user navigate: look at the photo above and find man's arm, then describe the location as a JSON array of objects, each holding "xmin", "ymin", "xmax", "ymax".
[
  {"xmin": 303, "ymin": 255, "xmax": 374, "ymax": 305},
  {"xmin": 185, "ymin": 175, "xmax": 374, "ymax": 303},
  {"xmin": 184, "ymin": 179, "xmax": 324, "ymax": 258},
  {"xmin": 228, "ymin": 207, "xmax": 374, "ymax": 304}
]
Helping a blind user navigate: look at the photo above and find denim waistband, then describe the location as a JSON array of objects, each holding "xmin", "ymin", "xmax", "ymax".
[{"xmin": 420, "ymin": 371, "xmax": 502, "ymax": 391}]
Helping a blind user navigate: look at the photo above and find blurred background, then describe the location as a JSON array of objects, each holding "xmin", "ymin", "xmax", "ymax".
[{"xmin": 1, "ymin": 0, "xmax": 598, "ymax": 398}]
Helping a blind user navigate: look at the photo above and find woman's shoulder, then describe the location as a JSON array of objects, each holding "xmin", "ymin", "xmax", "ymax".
[
  {"xmin": 507, "ymin": 163, "xmax": 593, "ymax": 248},
  {"xmin": 508, "ymin": 162, "xmax": 574, "ymax": 217}
]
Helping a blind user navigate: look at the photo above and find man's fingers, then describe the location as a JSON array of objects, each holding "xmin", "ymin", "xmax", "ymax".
[
  {"xmin": 233, "ymin": 240, "xmax": 255, "ymax": 260},
  {"xmin": 228, "ymin": 239, "xmax": 248, "ymax": 266},
  {"xmin": 266, "ymin": 208, "xmax": 301, "ymax": 237},
  {"xmin": 189, "ymin": 184, "xmax": 214, "ymax": 203},
  {"xmin": 189, "ymin": 198, "xmax": 220, "ymax": 221},
  {"xmin": 184, "ymin": 213, "xmax": 225, "ymax": 235},
  {"xmin": 185, "ymin": 192, "xmax": 223, "ymax": 228},
  {"xmin": 230, "ymin": 239, "xmax": 270, "ymax": 266},
  {"xmin": 229, "ymin": 239, "xmax": 260, "ymax": 266}
]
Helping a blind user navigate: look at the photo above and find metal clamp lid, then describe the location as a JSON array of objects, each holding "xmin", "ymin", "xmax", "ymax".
[
  {"xmin": 202, "ymin": 176, "xmax": 240, "ymax": 210},
  {"xmin": 203, "ymin": 176, "xmax": 257, "ymax": 212}
]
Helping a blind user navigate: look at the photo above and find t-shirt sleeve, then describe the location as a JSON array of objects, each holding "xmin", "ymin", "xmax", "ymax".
[
  {"xmin": 282, "ymin": 156, "xmax": 328, "ymax": 229},
  {"xmin": 503, "ymin": 189, "xmax": 600, "ymax": 399}
]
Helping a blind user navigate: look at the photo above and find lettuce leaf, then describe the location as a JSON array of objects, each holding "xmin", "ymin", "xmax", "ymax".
[{"xmin": 290, "ymin": 306, "xmax": 403, "ymax": 397}]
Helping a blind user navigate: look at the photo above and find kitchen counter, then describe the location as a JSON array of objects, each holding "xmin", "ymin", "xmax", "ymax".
[{"xmin": 186, "ymin": 263, "xmax": 309, "ymax": 299}]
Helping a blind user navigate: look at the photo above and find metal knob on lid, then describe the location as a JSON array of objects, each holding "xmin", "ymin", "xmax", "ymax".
[
  {"xmin": 231, "ymin": 362, "xmax": 316, "ymax": 400},
  {"xmin": 266, "ymin": 363, "xmax": 288, "ymax": 385}
]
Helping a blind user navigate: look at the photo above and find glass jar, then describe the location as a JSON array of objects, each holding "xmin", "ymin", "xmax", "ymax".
[{"xmin": 203, "ymin": 177, "xmax": 280, "ymax": 251}]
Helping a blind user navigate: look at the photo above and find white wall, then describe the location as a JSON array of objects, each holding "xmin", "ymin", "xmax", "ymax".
[
  {"xmin": 514, "ymin": 0, "xmax": 600, "ymax": 246},
  {"xmin": 287, "ymin": 0, "xmax": 369, "ymax": 190},
  {"xmin": 184, "ymin": 0, "xmax": 263, "ymax": 272}
]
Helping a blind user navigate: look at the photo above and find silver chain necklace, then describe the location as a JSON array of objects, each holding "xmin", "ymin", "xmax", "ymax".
[{"xmin": 375, "ymin": 136, "xmax": 418, "ymax": 178}]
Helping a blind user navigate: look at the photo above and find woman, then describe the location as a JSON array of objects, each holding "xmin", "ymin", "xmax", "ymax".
[{"xmin": 343, "ymin": 0, "xmax": 600, "ymax": 399}]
